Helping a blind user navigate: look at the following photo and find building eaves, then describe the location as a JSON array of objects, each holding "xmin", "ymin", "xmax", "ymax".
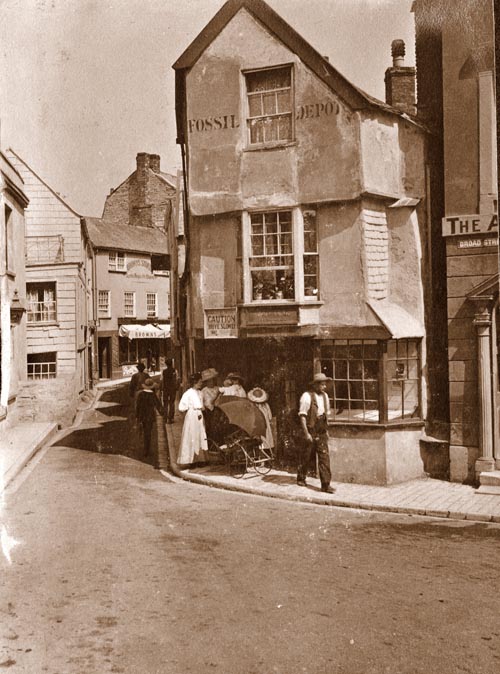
[
  {"xmin": 6, "ymin": 147, "xmax": 81, "ymax": 217},
  {"xmin": 83, "ymin": 217, "xmax": 168, "ymax": 255},
  {"xmin": 173, "ymin": 0, "xmax": 418, "ymax": 125}
]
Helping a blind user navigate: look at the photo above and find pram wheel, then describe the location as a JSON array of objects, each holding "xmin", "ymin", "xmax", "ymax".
[
  {"xmin": 252, "ymin": 444, "xmax": 273, "ymax": 475},
  {"xmin": 228, "ymin": 441, "xmax": 247, "ymax": 478}
]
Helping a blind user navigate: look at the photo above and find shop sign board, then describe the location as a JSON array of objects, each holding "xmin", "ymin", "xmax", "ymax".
[
  {"xmin": 442, "ymin": 213, "xmax": 498, "ymax": 237},
  {"xmin": 205, "ymin": 308, "xmax": 238, "ymax": 339},
  {"xmin": 241, "ymin": 307, "xmax": 298, "ymax": 327}
]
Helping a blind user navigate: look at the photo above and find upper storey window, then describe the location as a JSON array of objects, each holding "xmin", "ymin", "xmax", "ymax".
[{"xmin": 245, "ymin": 66, "xmax": 293, "ymax": 146}]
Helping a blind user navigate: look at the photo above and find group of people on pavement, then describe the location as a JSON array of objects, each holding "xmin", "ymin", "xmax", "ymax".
[{"xmin": 128, "ymin": 359, "xmax": 335, "ymax": 494}]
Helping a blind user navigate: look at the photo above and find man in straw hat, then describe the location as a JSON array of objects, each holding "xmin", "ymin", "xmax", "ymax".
[{"xmin": 297, "ymin": 373, "xmax": 335, "ymax": 493}]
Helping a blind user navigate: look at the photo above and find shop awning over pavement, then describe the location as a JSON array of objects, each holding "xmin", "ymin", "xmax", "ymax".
[
  {"xmin": 118, "ymin": 324, "xmax": 170, "ymax": 340},
  {"xmin": 367, "ymin": 300, "xmax": 424, "ymax": 339}
]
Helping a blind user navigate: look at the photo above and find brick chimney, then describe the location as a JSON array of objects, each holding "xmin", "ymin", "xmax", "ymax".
[
  {"xmin": 130, "ymin": 152, "xmax": 152, "ymax": 228},
  {"xmin": 385, "ymin": 40, "xmax": 416, "ymax": 116}
]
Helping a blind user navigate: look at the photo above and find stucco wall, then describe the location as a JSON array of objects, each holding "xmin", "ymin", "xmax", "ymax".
[
  {"xmin": 96, "ymin": 251, "xmax": 170, "ymax": 332},
  {"xmin": 185, "ymin": 7, "xmax": 361, "ymax": 216}
]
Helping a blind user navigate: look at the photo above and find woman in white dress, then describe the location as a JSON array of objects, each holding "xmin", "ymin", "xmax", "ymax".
[{"xmin": 177, "ymin": 373, "xmax": 208, "ymax": 466}]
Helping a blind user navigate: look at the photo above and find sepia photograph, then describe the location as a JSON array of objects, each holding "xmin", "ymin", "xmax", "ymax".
[{"xmin": 0, "ymin": 0, "xmax": 499, "ymax": 671}]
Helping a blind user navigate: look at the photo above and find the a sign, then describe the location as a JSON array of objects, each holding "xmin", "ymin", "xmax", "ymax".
[
  {"xmin": 205, "ymin": 308, "xmax": 238, "ymax": 339},
  {"xmin": 442, "ymin": 213, "xmax": 498, "ymax": 237},
  {"xmin": 458, "ymin": 238, "xmax": 498, "ymax": 249}
]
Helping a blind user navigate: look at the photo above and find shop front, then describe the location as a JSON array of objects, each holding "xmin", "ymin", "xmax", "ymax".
[{"xmin": 118, "ymin": 323, "xmax": 171, "ymax": 375}]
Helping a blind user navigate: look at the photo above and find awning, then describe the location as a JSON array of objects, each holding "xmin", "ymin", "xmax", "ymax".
[
  {"xmin": 118, "ymin": 323, "xmax": 170, "ymax": 340},
  {"xmin": 367, "ymin": 300, "xmax": 424, "ymax": 339}
]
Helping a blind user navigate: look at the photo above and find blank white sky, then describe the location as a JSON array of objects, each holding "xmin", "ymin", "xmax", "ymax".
[{"xmin": 0, "ymin": 0, "xmax": 415, "ymax": 215}]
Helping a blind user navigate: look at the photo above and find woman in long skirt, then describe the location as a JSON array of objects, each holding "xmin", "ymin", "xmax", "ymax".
[{"xmin": 177, "ymin": 372, "xmax": 208, "ymax": 466}]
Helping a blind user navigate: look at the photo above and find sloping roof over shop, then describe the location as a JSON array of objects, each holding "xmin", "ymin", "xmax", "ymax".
[
  {"xmin": 368, "ymin": 299, "xmax": 425, "ymax": 339},
  {"xmin": 173, "ymin": 0, "xmax": 412, "ymax": 119},
  {"xmin": 84, "ymin": 217, "xmax": 168, "ymax": 255}
]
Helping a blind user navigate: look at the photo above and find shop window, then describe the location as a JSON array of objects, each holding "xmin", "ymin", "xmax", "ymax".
[
  {"xmin": 26, "ymin": 282, "xmax": 57, "ymax": 323},
  {"xmin": 124, "ymin": 291, "xmax": 135, "ymax": 317},
  {"xmin": 146, "ymin": 293, "xmax": 157, "ymax": 318},
  {"xmin": 250, "ymin": 211, "xmax": 294, "ymax": 301},
  {"xmin": 98, "ymin": 290, "xmax": 111, "ymax": 318},
  {"xmin": 303, "ymin": 209, "xmax": 319, "ymax": 299},
  {"xmin": 320, "ymin": 339, "xmax": 421, "ymax": 424},
  {"xmin": 109, "ymin": 251, "xmax": 125, "ymax": 272},
  {"xmin": 245, "ymin": 66, "xmax": 293, "ymax": 146},
  {"xmin": 27, "ymin": 352, "xmax": 57, "ymax": 380}
]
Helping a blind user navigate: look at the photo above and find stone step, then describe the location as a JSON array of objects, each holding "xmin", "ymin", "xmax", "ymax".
[
  {"xmin": 478, "ymin": 470, "xmax": 500, "ymax": 487},
  {"xmin": 476, "ymin": 485, "xmax": 500, "ymax": 496}
]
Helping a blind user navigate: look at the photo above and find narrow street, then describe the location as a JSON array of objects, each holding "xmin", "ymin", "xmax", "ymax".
[{"xmin": 0, "ymin": 385, "xmax": 499, "ymax": 673}]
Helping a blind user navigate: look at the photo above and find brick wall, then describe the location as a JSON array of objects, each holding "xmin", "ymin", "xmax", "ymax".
[
  {"xmin": 385, "ymin": 67, "xmax": 417, "ymax": 116},
  {"xmin": 102, "ymin": 153, "xmax": 175, "ymax": 232}
]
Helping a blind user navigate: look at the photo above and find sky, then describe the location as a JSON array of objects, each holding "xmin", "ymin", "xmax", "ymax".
[{"xmin": 0, "ymin": 0, "xmax": 415, "ymax": 216}]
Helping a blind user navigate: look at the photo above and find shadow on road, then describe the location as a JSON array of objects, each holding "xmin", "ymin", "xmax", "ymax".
[{"xmin": 52, "ymin": 385, "xmax": 157, "ymax": 467}]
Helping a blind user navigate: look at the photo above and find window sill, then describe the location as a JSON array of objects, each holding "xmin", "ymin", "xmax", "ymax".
[
  {"xmin": 27, "ymin": 321, "xmax": 59, "ymax": 327},
  {"xmin": 239, "ymin": 300, "xmax": 323, "ymax": 307},
  {"xmin": 108, "ymin": 269, "xmax": 126, "ymax": 274},
  {"xmin": 328, "ymin": 420, "xmax": 425, "ymax": 430},
  {"xmin": 5, "ymin": 270, "xmax": 16, "ymax": 279},
  {"xmin": 243, "ymin": 140, "xmax": 297, "ymax": 153}
]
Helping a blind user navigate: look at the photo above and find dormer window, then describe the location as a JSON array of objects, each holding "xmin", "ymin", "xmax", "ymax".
[{"xmin": 245, "ymin": 66, "xmax": 293, "ymax": 146}]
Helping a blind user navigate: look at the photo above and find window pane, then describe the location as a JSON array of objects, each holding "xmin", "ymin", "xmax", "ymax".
[
  {"xmin": 278, "ymin": 115, "xmax": 292, "ymax": 141},
  {"xmin": 404, "ymin": 381, "xmax": 419, "ymax": 417},
  {"xmin": 304, "ymin": 230, "xmax": 317, "ymax": 253},
  {"xmin": 364, "ymin": 381, "xmax": 379, "ymax": 401},
  {"xmin": 387, "ymin": 341, "xmax": 397, "ymax": 360},
  {"xmin": 264, "ymin": 234, "xmax": 278, "ymax": 255},
  {"xmin": 334, "ymin": 360, "xmax": 347, "ymax": 380},
  {"xmin": 349, "ymin": 360, "xmax": 363, "ymax": 379},
  {"xmin": 263, "ymin": 92, "xmax": 276, "ymax": 115},
  {"xmin": 321, "ymin": 360, "xmax": 333, "ymax": 378},
  {"xmin": 363, "ymin": 359, "xmax": 378, "ymax": 380},
  {"xmin": 264, "ymin": 212, "xmax": 278, "ymax": 230},
  {"xmin": 249, "ymin": 119, "xmax": 265, "ymax": 144},
  {"xmin": 251, "ymin": 236, "xmax": 264, "ymax": 256},
  {"xmin": 277, "ymin": 90, "xmax": 291, "ymax": 113},
  {"xmin": 248, "ymin": 94, "xmax": 262, "ymax": 117},
  {"xmin": 408, "ymin": 359, "xmax": 418, "ymax": 379}
]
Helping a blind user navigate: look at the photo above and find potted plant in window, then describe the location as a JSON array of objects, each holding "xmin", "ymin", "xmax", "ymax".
[{"xmin": 253, "ymin": 282, "xmax": 264, "ymax": 301}]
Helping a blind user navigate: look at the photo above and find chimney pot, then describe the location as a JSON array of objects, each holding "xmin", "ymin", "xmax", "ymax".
[
  {"xmin": 136, "ymin": 152, "xmax": 149, "ymax": 172},
  {"xmin": 391, "ymin": 39, "xmax": 406, "ymax": 66},
  {"xmin": 149, "ymin": 154, "xmax": 161, "ymax": 173}
]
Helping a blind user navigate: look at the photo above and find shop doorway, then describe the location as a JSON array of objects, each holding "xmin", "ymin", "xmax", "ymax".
[{"xmin": 98, "ymin": 337, "xmax": 112, "ymax": 379}]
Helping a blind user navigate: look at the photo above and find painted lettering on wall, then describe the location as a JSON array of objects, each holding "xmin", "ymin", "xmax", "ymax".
[
  {"xmin": 188, "ymin": 115, "xmax": 240, "ymax": 133},
  {"xmin": 442, "ymin": 213, "xmax": 498, "ymax": 237},
  {"xmin": 188, "ymin": 101, "xmax": 340, "ymax": 133},
  {"xmin": 296, "ymin": 101, "xmax": 339, "ymax": 120},
  {"xmin": 458, "ymin": 238, "xmax": 498, "ymax": 248}
]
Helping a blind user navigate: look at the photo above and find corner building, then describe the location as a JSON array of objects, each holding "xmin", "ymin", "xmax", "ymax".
[
  {"xmin": 174, "ymin": 0, "xmax": 430, "ymax": 484},
  {"xmin": 414, "ymin": 0, "xmax": 499, "ymax": 485}
]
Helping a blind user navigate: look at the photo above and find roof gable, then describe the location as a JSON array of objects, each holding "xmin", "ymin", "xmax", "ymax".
[{"xmin": 174, "ymin": 0, "xmax": 399, "ymax": 115}]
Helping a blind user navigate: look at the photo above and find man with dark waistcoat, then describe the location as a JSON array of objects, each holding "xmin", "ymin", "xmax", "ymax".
[{"xmin": 297, "ymin": 372, "xmax": 335, "ymax": 493}]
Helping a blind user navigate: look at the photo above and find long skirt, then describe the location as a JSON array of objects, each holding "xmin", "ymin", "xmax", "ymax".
[{"xmin": 177, "ymin": 408, "xmax": 208, "ymax": 465}]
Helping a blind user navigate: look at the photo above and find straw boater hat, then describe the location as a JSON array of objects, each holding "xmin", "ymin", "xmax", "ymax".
[
  {"xmin": 309, "ymin": 373, "xmax": 332, "ymax": 386},
  {"xmin": 142, "ymin": 378, "xmax": 157, "ymax": 390},
  {"xmin": 248, "ymin": 387, "xmax": 268, "ymax": 403},
  {"xmin": 227, "ymin": 372, "xmax": 244, "ymax": 382},
  {"xmin": 201, "ymin": 368, "xmax": 218, "ymax": 382}
]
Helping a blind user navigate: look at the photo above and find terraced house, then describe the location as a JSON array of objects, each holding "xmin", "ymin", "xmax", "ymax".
[
  {"xmin": 173, "ymin": 0, "xmax": 435, "ymax": 485},
  {"xmin": 6, "ymin": 149, "xmax": 94, "ymax": 426},
  {"xmin": 83, "ymin": 153, "xmax": 174, "ymax": 380}
]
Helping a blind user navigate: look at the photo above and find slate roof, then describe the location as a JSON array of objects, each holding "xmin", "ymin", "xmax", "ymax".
[
  {"xmin": 83, "ymin": 217, "xmax": 168, "ymax": 255},
  {"xmin": 173, "ymin": 0, "xmax": 414, "ymax": 121}
]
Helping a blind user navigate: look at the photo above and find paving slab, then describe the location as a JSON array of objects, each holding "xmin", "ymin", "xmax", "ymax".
[{"xmin": 163, "ymin": 417, "xmax": 500, "ymax": 524}]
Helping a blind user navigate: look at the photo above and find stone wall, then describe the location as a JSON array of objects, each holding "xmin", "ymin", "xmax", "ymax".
[{"xmin": 12, "ymin": 374, "xmax": 81, "ymax": 428}]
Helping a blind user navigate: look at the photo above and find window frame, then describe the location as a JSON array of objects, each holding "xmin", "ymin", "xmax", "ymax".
[
  {"xmin": 319, "ymin": 338, "xmax": 422, "ymax": 425},
  {"xmin": 98, "ymin": 290, "xmax": 111, "ymax": 319},
  {"xmin": 146, "ymin": 292, "xmax": 158, "ymax": 318},
  {"xmin": 27, "ymin": 352, "xmax": 57, "ymax": 380},
  {"xmin": 123, "ymin": 291, "xmax": 136, "ymax": 318},
  {"xmin": 243, "ymin": 64, "xmax": 295, "ymax": 149},
  {"xmin": 26, "ymin": 281, "xmax": 57, "ymax": 324},
  {"xmin": 108, "ymin": 251, "xmax": 126, "ymax": 272}
]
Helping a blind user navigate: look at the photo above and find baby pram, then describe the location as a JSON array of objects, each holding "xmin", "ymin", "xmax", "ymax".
[{"xmin": 207, "ymin": 396, "xmax": 274, "ymax": 478}]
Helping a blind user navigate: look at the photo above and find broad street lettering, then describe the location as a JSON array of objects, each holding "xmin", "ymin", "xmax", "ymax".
[
  {"xmin": 458, "ymin": 237, "xmax": 499, "ymax": 248},
  {"xmin": 442, "ymin": 213, "xmax": 498, "ymax": 236}
]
